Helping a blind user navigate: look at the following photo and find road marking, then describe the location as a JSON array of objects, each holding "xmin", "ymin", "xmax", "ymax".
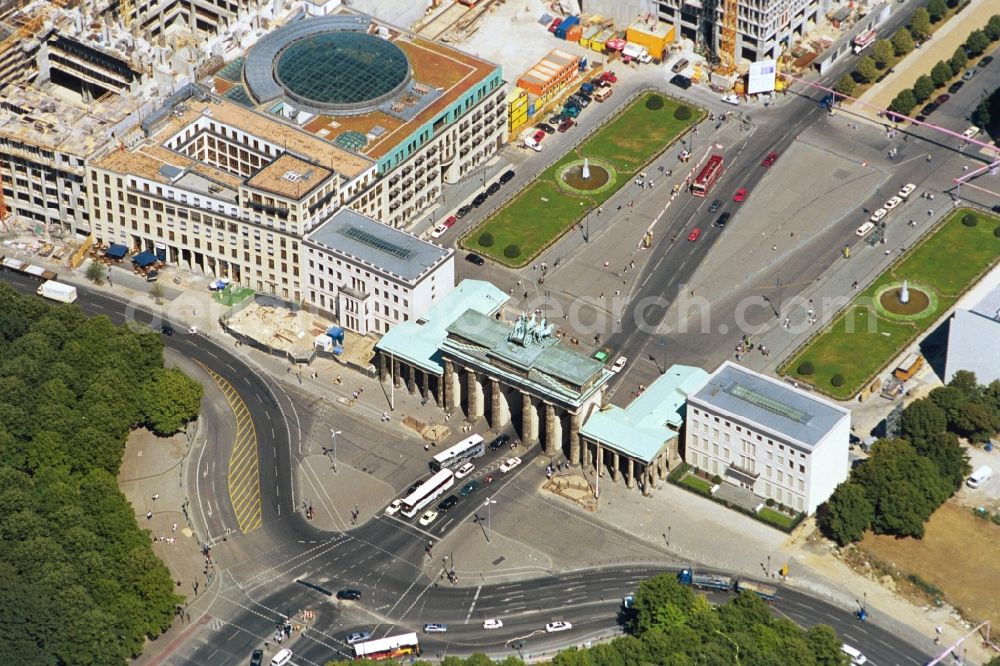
[
  {"xmin": 465, "ymin": 586, "xmax": 482, "ymax": 622},
  {"xmin": 198, "ymin": 361, "xmax": 263, "ymax": 534}
]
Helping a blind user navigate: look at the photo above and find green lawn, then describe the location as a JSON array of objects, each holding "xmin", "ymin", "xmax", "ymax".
[
  {"xmin": 463, "ymin": 92, "xmax": 701, "ymax": 266},
  {"xmin": 782, "ymin": 209, "xmax": 1000, "ymax": 399},
  {"xmin": 758, "ymin": 507, "xmax": 798, "ymax": 530},
  {"xmin": 680, "ymin": 473, "xmax": 713, "ymax": 496}
]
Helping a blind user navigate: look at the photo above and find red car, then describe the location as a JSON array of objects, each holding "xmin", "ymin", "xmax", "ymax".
[
  {"xmin": 442, "ymin": 215, "xmax": 457, "ymax": 228},
  {"xmin": 548, "ymin": 17, "xmax": 562, "ymax": 33},
  {"xmin": 601, "ymin": 71, "xmax": 618, "ymax": 83},
  {"xmin": 687, "ymin": 228, "xmax": 702, "ymax": 242},
  {"xmin": 533, "ymin": 130, "xmax": 546, "ymax": 143},
  {"xmin": 934, "ymin": 93, "xmax": 950, "ymax": 105},
  {"xmin": 761, "ymin": 152, "xmax": 778, "ymax": 167},
  {"xmin": 733, "ymin": 188, "xmax": 748, "ymax": 202}
]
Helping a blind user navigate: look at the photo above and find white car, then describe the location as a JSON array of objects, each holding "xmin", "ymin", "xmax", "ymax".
[
  {"xmin": 455, "ymin": 462, "xmax": 475, "ymax": 479},
  {"xmin": 430, "ymin": 224, "xmax": 448, "ymax": 238},
  {"xmin": 499, "ymin": 457, "xmax": 522, "ymax": 473},
  {"xmin": 483, "ymin": 618, "xmax": 503, "ymax": 629},
  {"xmin": 855, "ymin": 222, "xmax": 875, "ymax": 237},
  {"xmin": 883, "ymin": 196, "xmax": 903, "ymax": 211},
  {"xmin": 721, "ymin": 94, "xmax": 741, "ymax": 106},
  {"xmin": 898, "ymin": 183, "xmax": 916, "ymax": 199},
  {"xmin": 841, "ymin": 644, "xmax": 867, "ymax": 665},
  {"xmin": 419, "ymin": 510, "xmax": 439, "ymax": 526},
  {"xmin": 545, "ymin": 621, "xmax": 573, "ymax": 633},
  {"xmin": 610, "ymin": 356, "xmax": 627, "ymax": 373},
  {"xmin": 384, "ymin": 499, "xmax": 403, "ymax": 516},
  {"xmin": 869, "ymin": 208, "xmax": 888, "ymax": 223}
]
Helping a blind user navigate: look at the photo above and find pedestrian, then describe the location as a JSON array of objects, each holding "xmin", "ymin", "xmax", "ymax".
[
  {"xmin": 146, "ymin": 511, "xmax": 153, "ymax": 520},
  {"xmin": 172, "ymin": 522, "xmax": 177, "ymax": 533},
  {"xmin": 603, "ymin": 260, "xmax": 609, "ymax": 269},
  {"xmin": 772, "ymin": 245, "xmax": 777, "ymax": 251}
]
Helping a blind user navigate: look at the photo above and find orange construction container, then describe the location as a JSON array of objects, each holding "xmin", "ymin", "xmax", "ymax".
[{"xmin": 566, "ymin": 24, "xmax": 584, "ymax": 42}]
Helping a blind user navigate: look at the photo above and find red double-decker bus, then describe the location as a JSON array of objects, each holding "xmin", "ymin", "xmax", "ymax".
[{"xmin": 691, "ymin": 155, "xmax": 724, "ymax": 197}]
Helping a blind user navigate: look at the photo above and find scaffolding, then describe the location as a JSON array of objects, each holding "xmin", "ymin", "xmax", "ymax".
[{"xmin": 717, "ymin": 0, "xmax": 738, "ymax": 76}]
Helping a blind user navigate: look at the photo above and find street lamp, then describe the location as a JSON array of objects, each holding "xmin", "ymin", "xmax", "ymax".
[
  {"xmin": 660, "ymin": 338, "xmax": 667, "ymax": 374},
  {"xmin": 330, "ymin": 429, "xmax": 342, "ymax": 473},
  {"xmin": 483, "ymin": 497, "xmax": 496, "ymax": 542}
]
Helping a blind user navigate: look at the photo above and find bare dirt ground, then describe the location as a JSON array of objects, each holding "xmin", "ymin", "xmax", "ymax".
[{"xmin": 860, "ymin": 501, "xmax": 1000, "ymax": 629}]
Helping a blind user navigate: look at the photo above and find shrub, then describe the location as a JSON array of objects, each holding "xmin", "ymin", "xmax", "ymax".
[
  {"xmin": 798, "ymin": 361, "xmax": 815, "ymax": 376},
  {"xmin": 503, "ymin": 244, "xmax": 521, "ymax": 259},
  {"xmin": 766, "ymin": 498, "xmax": 776, "ymax": 507},
  {"xmin": 962, "ymin": 213, "xmax": 978, "ymax": 227},
  {"xmin": 646, "ymin": 94, "xmax": 665, "ymax": 110},
  {"xmin": 478, "ymin": 232, "xmax": 494, "ymax": 247},
  {"xmin": 674, "ymin": 105, "xmax": 691, "ymax": 120},
  {"xmin": 711, "ymin": 474, "xmax": 722, "ymax": 485},
  {"xmin": 994, "ymin": 226, "xmax": 1000, "ymax": 238},
  {"xmin": 831, "ymin": 373, "xmax": 846, "ymax": 387}
]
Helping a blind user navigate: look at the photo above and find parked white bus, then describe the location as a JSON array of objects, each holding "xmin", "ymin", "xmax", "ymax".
[
  {"xmin": 430, "ymin": 434, "xmax": 485, "ymax": 472},
  {"xmin": 401, "ymin": 469, "xmax": 455, "ymax": 518}
]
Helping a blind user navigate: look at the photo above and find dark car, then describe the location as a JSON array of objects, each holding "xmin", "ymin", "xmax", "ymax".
[
  {"xmin": 489, "ymin": 434, "xmax": 510, "ymax": 451},
  {"xmin": 465, "ymin": 253, "xmax": 485, "ymax": 266},
  {"xmin": 456, "ymin": 204, "xmax": 472, "ymax": 219},
  {"xmin": 459, "ymin": 480, "xmax": 479, "ymax": 496},
  {"xmin": 981, "ymin": 55, "xmax": 993, "ymax": 66},
  {"xmin": 934, "ymin": 93, "xmax": 950, "ymax": 105},
  {"xmin": 486, "ymin": 182, "xmax": 501, "ymax": 196},
  {"xmin": 670, "ymin": 74, "xmax": 691, "ymax": 89},
  {"xmin": 714, "ymin": 212, "xmax": 731, "ymax": 228},
  {"xmin": 535, "ymin": 123, "xmax": 555, "ymax": 134},
  {"xmin": 548, "ymin": 114, "xmax": 564, "ymax": 125},
  {"xmin": 914, "ymin": 113, "xmax": 927, "ymax": 123},
  {"xmin": 437, "ymin": 495, "xmax": 459, "ymax": 511},
  {"xmin": 558, "ymin": 118, "xmax": 575, "ymax": 132},
  {"xmin": 948, "ymin": 80, "xmax": 965, "ymax": 93},
  {"xmin": 921, "ymin": 102, "xmax": 939, "ymax": 115},
  {"xmin": 160, "ymin": 324, "xmax": 175, "ymax": 336},
  {"xmin": 499, "ymin": 169, "xmax": 515, "ymax": 184},
  {"xmin": 406, "ymin": 478, "xmax": 425, "ymax": 495},
  {"xmin": 250, "ymin": 649, "xmax": 264, "ymax": 666},
  {"xmin": 708, "ymin": 199, "xmax": 722, "ymax": 213},
  {"xmin": 472, "ymin": 193, "xmax": 488, "ymax": 207},
  {"xmin": 337, "ymin": 589, "xmax": 362, "ymax": 600}
]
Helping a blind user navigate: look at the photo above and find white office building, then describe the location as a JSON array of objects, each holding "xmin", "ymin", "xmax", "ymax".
[
  {"xmin": 303, "ymin": 208, "xmax": 454, "ymax": 335},
  {"xmin": 685, "ymin": 361, "xmax": 850, "ymax": 515}
]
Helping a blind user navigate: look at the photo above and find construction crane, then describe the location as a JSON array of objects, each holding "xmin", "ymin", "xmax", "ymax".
[
  {"xmin": 717, "ymin": 0, "xmax": 738, "ymax": 76},
  {"xmin": 118, "ymin": 0, "xmax": 132, "ymax": 29}
]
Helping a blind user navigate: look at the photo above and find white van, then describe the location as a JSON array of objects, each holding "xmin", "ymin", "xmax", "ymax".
[
  {"xmin": 270, "ymin": 648, "xmax": 293, "ymax": 666},
  {"xmin": 967, "ymin": 465, "xmax": 993, "ymax": 488},
  {"xmin": 523, "ymin": 136, "xmax": 542, "ymax": 152},
  {"xmin": 962, "ymin": 126, "xmax": 980, "ymax": 140},
  {"xmin": 841, "ymin": 644, "xmax": 867, "ymax": 665}
]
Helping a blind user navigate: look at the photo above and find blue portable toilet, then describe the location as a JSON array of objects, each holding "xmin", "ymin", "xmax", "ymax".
[{"xmin": 326, "ymin": 326, "xmax": 345, "ymax": 344}]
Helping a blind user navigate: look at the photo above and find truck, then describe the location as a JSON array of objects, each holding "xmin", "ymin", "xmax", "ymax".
[
  {"xmin": 1, "ymin": 256, "xmax": 58, "ymax": 281},
  {"xmin": 37, "ymin": 280, "xmax": 78, "ymax": 303},
  {"xmin": 677, "ymin": 569, "xmax": 777, "ymax": 602},
  {"xmin": 622, "ymin": 42, "xmax": 652, "ymax": 64}
]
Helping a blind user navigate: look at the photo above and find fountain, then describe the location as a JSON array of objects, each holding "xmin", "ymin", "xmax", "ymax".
[
  {"xmin": 582, "ymin": 157, "xmax": 590, "ymax": 180},
  {"xmin": 878, "ymin": 280, "xmax": 932, "ymax": 317},
  {"xmin": 560, "ymin": 158, "xmax": 610, "ymax": 191},
  {"xmin": 900, "ymin": 279, "xmax": 909, "ymax": 304}
]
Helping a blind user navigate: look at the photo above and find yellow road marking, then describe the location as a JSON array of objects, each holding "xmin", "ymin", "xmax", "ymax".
[{"xmin": 198, "ymin": 362, "xmax": 263, "ymax": 533}]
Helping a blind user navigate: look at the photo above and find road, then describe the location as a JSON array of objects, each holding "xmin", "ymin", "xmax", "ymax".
[{"xmin": 2, "ymin": 271, "xmax": 934, "ymax": 665}]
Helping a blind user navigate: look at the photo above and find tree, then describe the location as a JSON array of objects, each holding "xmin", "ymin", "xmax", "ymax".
[
  {"xmin": 929, "ymin": 385, "xmax": 969, "ymax": 426},
  {"xmin": 856, "ymin": 56, "xmax": 879, "ymax": 83},
  {"xmin": 834, "ymin": 74, "xmax": 857, "ymax": 97},
  {"xmin": 806, "ymin": 624, "xmax": 849, "ymax": 666},
  {"xmin": 909, "ymin": 7, "xmax": 931, "ymax": 40},
  {"xmin": 949, "ymin": 46, "xmax": 968, "ymax": 75},
  {"xmin": 926, "ymin": 0, "xmax": 947, "ymax": 22},
  {"xmin": 892, "ymin": 28, "xmax": 915, "ymax": 56},
  {"xmin": 818, "ymin": 482, "xmax": 874, "ymax": 545},
  {"xmin": 889, "ymin": 89, "xmax": 918, "ymax": 116},
  {"xmin": 149, "ymin": 282, "xmax": 165, "ymax": 304},
  {"xmin": 987, "ymin": 14, "xmax": 1000, "ymax": 41},
  {"xmin": 974, "ymin": 95, "xmax": 992, "ymax": 129},
  {"xmin": 953, "ymin": 402, "xmax": 997, "ymax": 442},
  {"xmin": 901, "ymin": 397, "xmax": 947, "ymax": 445},
  {"xmin": 914, "ymin": 432, "xmax": 970, "ymax": 491},
  {"xmin": 872, "ymin": 39, "xmax": 894, "ymax": 69},
  {"xmin": 949, "ymin": 369, "xmax": 982, "ymax": 399},
  {"xmin": 630, "ymin": 574, "xmax": 694, "ymax": 634},
  {"xmin": 141, "ymin": 367, "xmax": 204, "ymax": 435},
  {"xmin": 85, "ymin": 260, "xmax": 105, "ymax": 285},
  {"xmin": 912, "ymin": 75, "xmax": 935, "ymax": 103},
  {"xmin": 966, "ymin": 30, "xmax": 990, "ymax": 57},
  {"xmin": 931, "ymin": 60, "xmax": 953, "ymax": 87}
]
